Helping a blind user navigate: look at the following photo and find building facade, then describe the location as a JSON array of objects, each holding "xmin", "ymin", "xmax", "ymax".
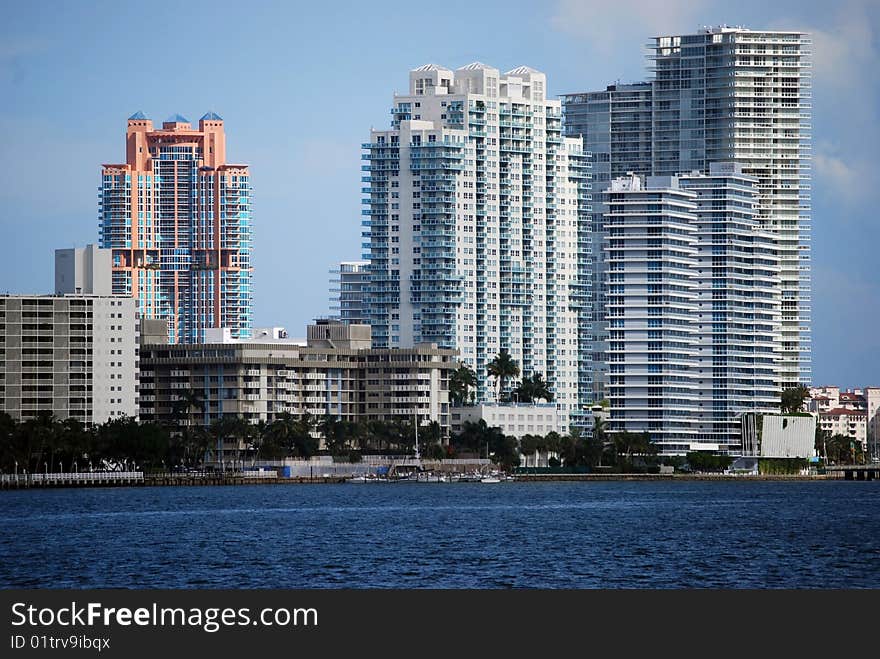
[
  {"xmin": 819, "ymin": 408, "xmax": 868, "ymax": 454},
  {"xmin": 564, "ymin": 27, "xmax": 812, "ymax": 397},
  {"xmin": 603, "ymin": 168, "xmax": 780, "ymax": 455},
  {"xmin": 866, "ymin": 387, "xmax": 880, "ymax": 461},
  {"xmin": 329, "ymin": 260, "xmax": 369, "ymax": 324},
  {"xmin": 650, "ymin": 27, "xmax": 812, "ymax": 388},
  {"xmin": 450, "ymin": 402, "xmax": 565, "ymax": 439},
  {"xmin": 678, "ymin": 163, "xmax": 781, "ymax": 452},
  {"xmin": 563, "ymin": 83, "xmax": 653, "ymax": 403},
  {"xmin": 139, "ymin": 321, "xmax": 456, "ymax": 434},
  {"xmin": 0, "ymin": 295, "xmax": 139, "ymax": 424},
  {"xmin": 603, "ymin": 174, "xmax": 700, "ymax": 453},
  {"xmin": 55, "ymin": 244, "xmax": 111, "ymax": 296},
  {"xmin": 362, "ymin": 63, "xmax": 590, "ymax": 425},
  {"xmin": 807, "ymin": 386, "xmax": 879, "ymax": 460},
  {"xmin": 99, "ymin": 112, "xmax": 252, "ymax": 344}
]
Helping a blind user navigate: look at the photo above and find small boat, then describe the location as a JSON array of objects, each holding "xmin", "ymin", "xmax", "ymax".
[
  {"xmin": 480, "ymin": 476, "xmax": 501, "ymax": 484},
  {"xmin": 347, "ymin": 475, "xmax": 369, "ymax": 483}
]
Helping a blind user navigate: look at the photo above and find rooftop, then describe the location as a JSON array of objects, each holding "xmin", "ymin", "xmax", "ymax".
[{"xmin": 822, "ymin": 408, "xmax": 866, "ymax": 417}]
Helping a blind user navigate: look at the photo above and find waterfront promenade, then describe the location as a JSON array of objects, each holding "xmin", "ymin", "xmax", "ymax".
[{"xmin": 1, "ymin": 469, "xmax": 869, "ymax": 489}]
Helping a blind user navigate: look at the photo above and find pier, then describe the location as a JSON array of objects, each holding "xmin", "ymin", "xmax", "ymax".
[{"xmin": 823, "ymin": 465, "xmax": 880, "ymax": 481}]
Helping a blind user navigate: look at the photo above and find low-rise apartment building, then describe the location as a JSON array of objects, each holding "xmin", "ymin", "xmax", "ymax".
[
  {"xmin": 450, "ymin": 403, "xmax": 565, "ymax": 439},
  {"xmin": 819, "ymin": 408, "xmax": 868, "ymax": 453},
  {"xmin": 138, "ymin": 321, "xmax": 456, "ymax": 435}
]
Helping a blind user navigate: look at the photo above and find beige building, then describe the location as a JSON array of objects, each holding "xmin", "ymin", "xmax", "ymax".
[
  {"xmin": 0, "ymin": 295, "xmax": 139, "ymax": 424},
  {"xmin": 819, "ymin": 408, "xmax": 868, "ymax": 453},
  {"xmin": 138, "ymin": 321, "xmax": 456, "ymax": 435}
]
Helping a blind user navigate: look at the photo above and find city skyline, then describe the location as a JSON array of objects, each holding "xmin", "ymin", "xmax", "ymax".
[{"xmin": 1, "ymin": 0, "xmax": 877, "ymax": 386}]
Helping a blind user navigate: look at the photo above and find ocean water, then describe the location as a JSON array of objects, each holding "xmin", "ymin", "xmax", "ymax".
[{"xmin": 1, "ymin": 481, "xmax": 878, "ymax": 589}]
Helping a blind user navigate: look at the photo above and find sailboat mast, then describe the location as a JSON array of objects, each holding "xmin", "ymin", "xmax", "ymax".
[{"xmin": 414, "ymin": 411, "xmax": 420, "ymax": 461}]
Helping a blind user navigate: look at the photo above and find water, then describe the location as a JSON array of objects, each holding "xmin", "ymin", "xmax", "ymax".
[{"xmin": 1, "ymin": 481, "xmax": 879, "ymax": 588}]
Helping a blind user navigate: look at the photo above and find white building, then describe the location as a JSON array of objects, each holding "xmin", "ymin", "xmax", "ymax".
[
  {"xmin": 604, "ymin": 174, "xmax": 700, "ymax": 454},
  {"xmin": 760, "ymin": 414, "xmax": 815, "ymax": 458},
  {"xmin": 450, "ymin": 403, "xmax": 565, "ymax": 439},
  {"xmin": 55, "ymin": 244, "xmax": 112, "ymax": 296},
  {"xmin": 604, "ymin": 168, "xmax": 781, "ymax": 455},
  {"xmin": 363, "ymin": 63, "xmax": 591, "ymax": 427},
  {"xmin": 651, "ymin": 28, "xmax": 813, "ymax": 388},
  {"xmin": 679, "ymin": 164, "xmax": 781, "ymax": 453},
  {"xmin": 0, "ymin": 295, "xmax": 139, "ymax": 424}
]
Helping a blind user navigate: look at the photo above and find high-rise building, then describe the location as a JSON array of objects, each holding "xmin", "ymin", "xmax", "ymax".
[
  {"xmin": 650, "ymin": 28, "xmax": 812, "ymax": 388},
  {"xmin": 604, "ymin": 174, "xmax": 700, "ymax": 453},
  {"xmin": 563, "ymin": 83, "xmax": 653, "ymax": 402},
  {"xmin": 55, "ymin": 244, "xmax": 112, "ymax": 296},
  {"xmin": 604, "ymin": 166, "xmax": 781, "ymax": 455},
  {"xmin": 0, "ymin": 295, "xmax": 139, "ymax": 424},
  {"xmin": 362, "ymin": 63, "xmax": 591, "ymax": 421},
  {"xmin": 563, "ymin": 83, "xmax": 653, "ymax": 187},
  {"xmin": 329, "ymin": 260, "xmax": 369, "ymax": 324},
  {"xmin": 564, "ymin": 27, "xmax": 812, "ymax": 397},
  {"xmin": 99, "ymin": 112, "xmax": 252, "ymax": 344},
  {"xmin": 678, "ymin": 163, "xmax": 781, "ymax": 452}
]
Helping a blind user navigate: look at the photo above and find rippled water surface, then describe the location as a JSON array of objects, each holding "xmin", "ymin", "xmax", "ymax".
[{"xmin": 2, "ymin": 481, "xmax": 879, "ymax": 588}]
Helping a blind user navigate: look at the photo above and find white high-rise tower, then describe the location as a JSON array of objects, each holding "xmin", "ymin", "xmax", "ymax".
[
  {"xmin": 363, "ymin": 63, "xmax": 591, "ymax": 419},
  {"xmin": 650, "ymin": 27, "xmax": 812, "ymax": 388}
]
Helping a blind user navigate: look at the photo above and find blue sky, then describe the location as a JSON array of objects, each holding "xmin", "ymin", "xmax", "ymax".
[{"xmin": 1, "ymin": 0, "xmax": 877, "ymax": 387}]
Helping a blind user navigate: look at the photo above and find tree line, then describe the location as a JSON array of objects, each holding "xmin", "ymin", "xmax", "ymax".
[
  {"xmin": 1, "ymin": 407, "xmax": 669, "ymax": 474},
  {"xmin": 0, "ymin": 409, "xmax": 450, "ymax": 473}
]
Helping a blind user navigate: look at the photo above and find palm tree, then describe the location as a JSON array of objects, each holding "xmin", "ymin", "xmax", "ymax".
[
  {"xmin": 450, "ymin": 364, "xmax": 478, "ymax": 406},
  {"xmin": 487, "ymin": 349, "xmax": 520, "ymax": 403},
  {"xmin": 781, "ymin": 385, "xmax": 809, "ymax": 414},
  {"xmin": 319, "ymin": 415, "xmax": 347, "ymax": 455},
  {"xmin": 513, "ymin": 373, "xmax": 554, "ymax": 403},
  {"xmin": 172, "ymin": 390, "xmax": 204, "ymax": 427}
]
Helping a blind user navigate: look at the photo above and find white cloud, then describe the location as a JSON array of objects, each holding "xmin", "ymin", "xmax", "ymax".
[
  {"xmin": 806, "ymin": 2, "xmax": 878, "ymax": 90},
  {"xmin": 550, "ymin": 0, "xmax": 710, "ymax": 53}
]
